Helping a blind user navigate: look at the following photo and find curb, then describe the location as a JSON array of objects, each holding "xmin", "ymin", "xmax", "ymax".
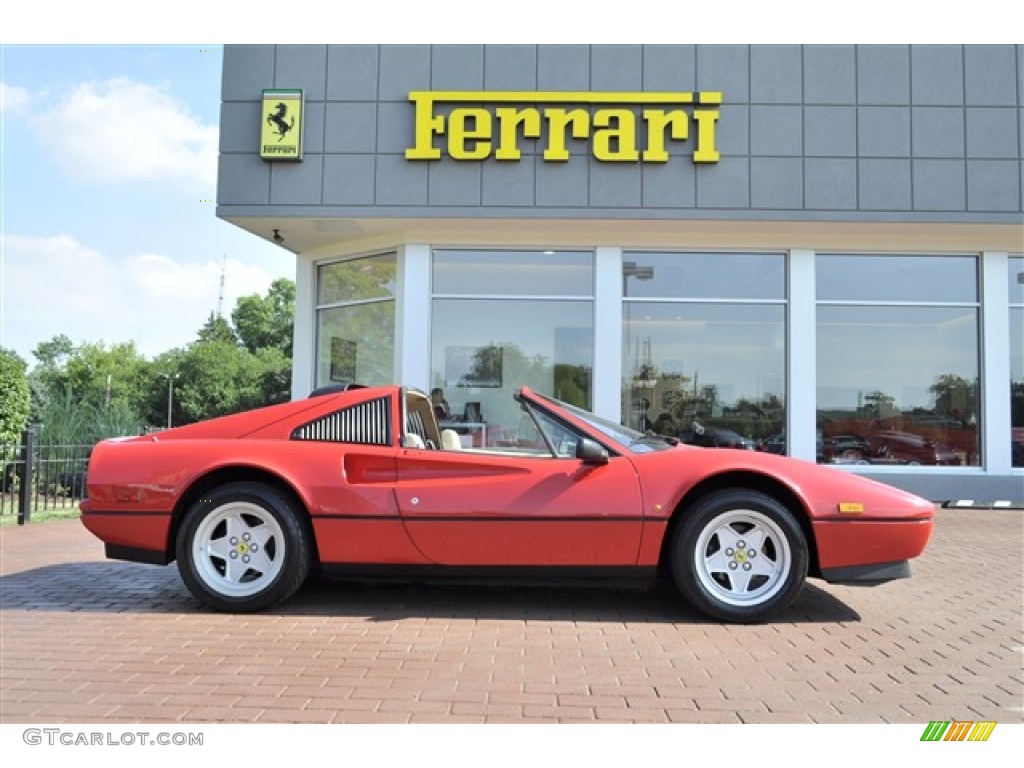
[{"xmin": 941, "ymin": 500, "xmax": 1024, "ymax": 510}]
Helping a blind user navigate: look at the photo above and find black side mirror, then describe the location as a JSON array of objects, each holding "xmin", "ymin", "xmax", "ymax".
[{"xmin": 576, "ymin": 438, "xmax": 609, "ymax": 465}]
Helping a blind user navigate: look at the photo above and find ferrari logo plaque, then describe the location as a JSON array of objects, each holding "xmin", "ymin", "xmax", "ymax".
[{"xmin": 261, "ymin": 89, "xmax": 304, "ymax": 160}]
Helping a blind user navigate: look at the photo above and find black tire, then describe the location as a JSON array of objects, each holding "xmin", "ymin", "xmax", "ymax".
[
  {"xmin": 176, "ymin": 482, "xmax": 312, "ymax": 612},
  {"xmin": 670, "ymin": 490, "xmax": 808, "ymax": 623}
]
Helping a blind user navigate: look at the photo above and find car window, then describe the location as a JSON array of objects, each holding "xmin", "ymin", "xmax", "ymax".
[
  {"xmin": 529, "ymin": 408, "xmax": 581, "ymax": 458},
  {"xmin": 532, "ymin": 392, "xmax": 675, "ymax": 454},
  {"xmin": 499, "ymin": 409, "xmax": 556, "ymax": 457},
  {"xmin": 483, "ymin": 404, "xmax": 583, "ymax": 459}
]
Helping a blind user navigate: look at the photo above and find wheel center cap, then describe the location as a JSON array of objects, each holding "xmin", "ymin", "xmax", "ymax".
[
  {"xmin": 237, "ymin": 542, "xmax": 249, "ymax": 555},
  {"xmin": 734, "ymin": 550, "xmax": 747, "ymax": 563}
]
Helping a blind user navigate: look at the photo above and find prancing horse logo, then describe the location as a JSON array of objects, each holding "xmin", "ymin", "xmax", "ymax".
[{"xmin": 266, "ymin": 102, "xmax": 295, "ymax": 141}]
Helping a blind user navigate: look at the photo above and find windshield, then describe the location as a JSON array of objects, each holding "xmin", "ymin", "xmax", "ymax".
[{"xmin": 531, "ymin": 392, "xmax": 676, "ymax": 454}]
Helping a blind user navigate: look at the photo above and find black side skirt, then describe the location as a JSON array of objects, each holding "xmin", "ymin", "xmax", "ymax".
[{"xmin": 320, "ymin": 563, "xmax": 657, "ymax": 587}]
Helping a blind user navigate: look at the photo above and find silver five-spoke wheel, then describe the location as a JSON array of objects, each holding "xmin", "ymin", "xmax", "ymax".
[
  {"xmin": 177, "ymin": 482, "xmax": 312, "ymax": 612},
  {"xmin": 693, "ymin": 509, "xmax": 791, "ymax": 607},
  {"xmin": 671, "ymin": 490, "xmax": 808, "ymax": 623},
  {"xmin": 191, "ymin": 501, "xmax": 286, "ymax": 599}
]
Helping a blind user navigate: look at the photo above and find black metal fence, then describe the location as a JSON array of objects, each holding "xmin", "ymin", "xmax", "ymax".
[{"xmin": 0, "ymin": 429, "xmax": 92, "ymax": 523}]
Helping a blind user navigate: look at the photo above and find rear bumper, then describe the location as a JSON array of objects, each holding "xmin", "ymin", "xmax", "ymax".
[
  {"xmin": 105, "ymin": 543, "xmax": 173, "ymax": 565},
  {"xmin": 820, "ymin": 560, "xmax": 911, "ymax": 586},
  {"xmin": 81, "ymin": 510, "xmax": 172, "ymax": 565}
]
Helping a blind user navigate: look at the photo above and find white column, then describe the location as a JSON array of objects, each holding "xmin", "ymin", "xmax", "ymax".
[
  {"xmin": 395, "ymin": 244, "xmax": 432, "ymax": 392},
  {"xmin": 290, "ymin": 253, "xmax": 316, "ymax": 400},
  {"xmin": 787, "ymin": 249, "xmax": 817, "ymax": 462},
  {"xmin": 981, "ymin": 251, "xmax": 1011, "ymax": 473},
  {"xmin": 593, "ymin": 246, "xmax": 623, "ymax": 422}
]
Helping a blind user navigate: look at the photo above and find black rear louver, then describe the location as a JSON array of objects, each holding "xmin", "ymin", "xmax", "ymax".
[{"xmin": 291, "ymin": 397, "xmax": 391, "ymax": 445}]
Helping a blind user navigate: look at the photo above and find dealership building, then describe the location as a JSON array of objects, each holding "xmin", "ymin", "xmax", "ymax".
[{"xmin": 216, "ymin": 44, "xmax": 1023, "ymax": 501}]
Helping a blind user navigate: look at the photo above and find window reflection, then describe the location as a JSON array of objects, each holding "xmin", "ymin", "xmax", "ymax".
[
  {"xmin": 621, "ymin": 302, "xmax": 786, "ymax": 450},
  {"xmin": 817, "ymin": 254, "xmax": 977, "ymax": 303},
  {"xmin": 315, "ymin": 303, "xmax": 395, "ymax": 387},
  {"xmin": 433, "ymin": 250, "xmax": 593, "ymax": 296},
  {"xmin": 621, "ymin": 252, "xmax": 786, "ymax": 452},
  {"xmin": 318, "ymin": 254, "xmax": 396, "ymax": 305},
  {"xmin": 623, "ymin": 252, "xmax": 785, "ymax": 300},
  {"xmin": 816, "ymin": 255, "xmax": 981, "ymax": 467},
  {"xmin": 315, "ymin": 254, "xmax": 397, "ymax": 389},
  {"xmin": 1010, "ymin": 256, "xmax": 1024, "ymax": 303},
  {"xmin": 430, "ymin": 248, "xmax": 594, "ymax": 447}
]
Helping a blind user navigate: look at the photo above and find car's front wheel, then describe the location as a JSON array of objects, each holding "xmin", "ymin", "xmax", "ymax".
[
  {"xmin": 176, "ymin": 482, "xmax": 312, "ymax": 612},
  {"xmin": 670, "ymin": 490, "xmax": 808, "ymax": 623}
]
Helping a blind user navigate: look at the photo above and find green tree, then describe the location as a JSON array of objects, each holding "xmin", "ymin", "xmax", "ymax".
[
  {"xmin": 254, "ymin": 346, "xmax": 292, "ymax": 405},
  {"xmin": 63, "ymin": 341, "xmax": 151, "ymax": 414},
  {"xmin": 30, "ymin": 335, "xmax": 151, "ymax": 415},
  {"xmin": 144, "ymin": 349, "xmax": 185, "ymax": 428},
  {"xmin": 172, "ymin": 341, "xmax": 265, "ymax": 424},
  {"xmin": 29, "ymin": 338, "xmax": 149, "ymax": 439},
  {"xmin": 197, "ymin": 312, "xmax": 238, "ymax": 346},
  {"xmin": 0, "ymin": 348, "xmax": 31, "ymax": 444},
  {"xmin": 230, "ymin": 278, "xmax": 294, "ymax": 402},
  {"xmin": 28, "ymin": 334, "xmax": 75, "ymax": 419},
  {"xmin": 232, "ymin": 277, "xmax": 295, "ymax": 356},
  {"xmin": 31, "ymin": 334, "xmax": 74, "ymax": 382}
]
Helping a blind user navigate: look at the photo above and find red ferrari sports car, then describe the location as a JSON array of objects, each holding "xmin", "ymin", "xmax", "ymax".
[{"xmin": 81, "ymin": 385, "xmax": 934, "ymax": 623}]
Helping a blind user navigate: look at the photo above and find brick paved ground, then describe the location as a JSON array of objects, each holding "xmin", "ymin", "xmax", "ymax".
[{"xmin": 1, "ymin": 509, "xmax": 1021, "ymax": 724}]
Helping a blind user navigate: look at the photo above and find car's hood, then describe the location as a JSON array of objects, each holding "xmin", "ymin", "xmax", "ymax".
[{"xmin": 630, "ymin": 443, "xmax": 935, "ymax": 519}]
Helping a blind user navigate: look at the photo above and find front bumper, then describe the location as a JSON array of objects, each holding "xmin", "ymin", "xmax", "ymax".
[{"xmin": 812, "ymin": 516, "xmax": 933, "ymax": 575}]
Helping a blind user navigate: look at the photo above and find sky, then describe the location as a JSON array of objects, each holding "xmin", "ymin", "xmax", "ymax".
[
  {"xmin": 0, "ymin": 4, "xmax": 1004, "ymax": 371},
  {"xmin": 0, "ymin": 43, "xmax": 293, "ymax": 366}
]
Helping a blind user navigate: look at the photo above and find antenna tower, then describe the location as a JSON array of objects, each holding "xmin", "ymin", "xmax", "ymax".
[{"xmin": 216, "ymin": 255, "xmax": 227, "ymax": 317}]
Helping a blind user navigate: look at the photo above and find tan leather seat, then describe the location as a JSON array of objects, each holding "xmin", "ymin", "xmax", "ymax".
[
  {"xmin": 402, "ymin": 433, "xmax": 425, "ymax": 449},
  {"xmin": 440, "ymin": 429, "xmax": 462, "ymax": 450}
]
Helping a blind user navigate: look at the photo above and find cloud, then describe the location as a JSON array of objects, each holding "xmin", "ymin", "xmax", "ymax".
[
  {"xmin": 1, "ymin": 234, "xmax": 277, "ymax": 363},
  {"xmin": 1, "ymin": 82, "xmax": 31, "ymax": 114},
  {"xmin": 32, "ymin": 77, "xmax": 217, "ymax": 192}
]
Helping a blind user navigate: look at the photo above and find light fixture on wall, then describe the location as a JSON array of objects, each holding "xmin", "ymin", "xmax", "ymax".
[
  {"xmin": 273, "ymin": 229, "xmax": 284, "ymax": 244},
  {"xmin": 623, "ymin": 260, "xmax": 655, "ymax": 294},
  {"xmin": 623, "ymin": 261, "xmax": 655, "ymax": 281}
]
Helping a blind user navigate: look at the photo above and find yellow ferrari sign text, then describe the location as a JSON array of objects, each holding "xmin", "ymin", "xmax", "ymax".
[{"xmin": 405, "ymin": 91, "xmax": 722, "ymax": 165}]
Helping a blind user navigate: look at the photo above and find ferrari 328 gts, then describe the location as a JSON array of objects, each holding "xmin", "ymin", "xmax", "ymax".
[{"xmin": 81, "ymin": 385, "xmax": 934, "ymax": 623}]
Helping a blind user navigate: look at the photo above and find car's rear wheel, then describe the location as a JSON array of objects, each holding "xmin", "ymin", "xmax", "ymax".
[
  {"xmin": 670, "ymin": 490, "xmax": 808, "ymax": 623},
  {"xmin": 176, "ymin": 482, "xmax": 312, "ymax": 612}
]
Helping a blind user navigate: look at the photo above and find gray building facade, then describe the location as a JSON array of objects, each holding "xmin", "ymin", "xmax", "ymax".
[{"xmin": 217, "ymin": 44, "xmax": 1024, "ymax": 501}]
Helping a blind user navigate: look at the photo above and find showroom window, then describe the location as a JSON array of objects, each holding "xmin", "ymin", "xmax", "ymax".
[
  {"xmin": 621, "ymin": 252, "xmax": 787, "ymax": 450},
  {"xmin": 315, "ymin": 253, "xmax": 396, "ymax": 388},
  {"xmin": 816, "ymin": 254, "xmax": 980, "ymax": 467},
  {"xmin": 1010, "ymin": 255, "xmax": 1023, "ymax": 468},
  {"xmin": 430, "ymin": 249, "xmax": 594, "ymax": 447}
]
